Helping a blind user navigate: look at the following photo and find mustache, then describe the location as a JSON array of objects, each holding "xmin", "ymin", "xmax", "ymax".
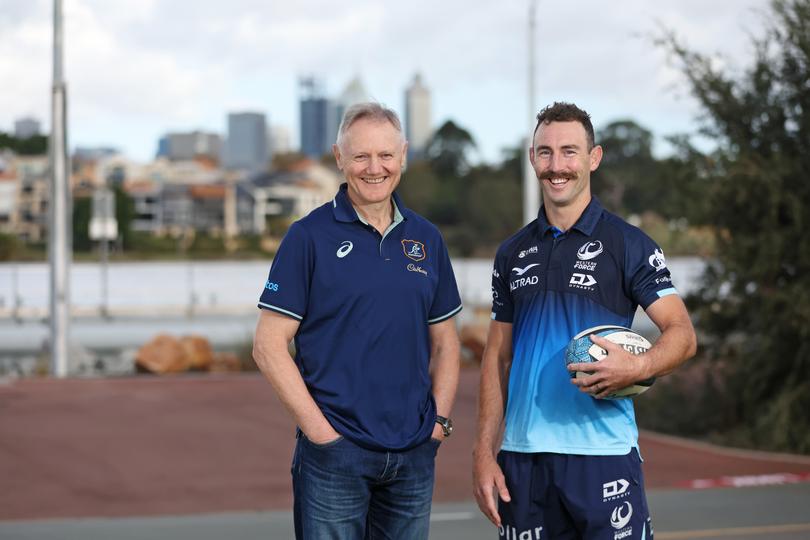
[{"xmin": 538, "ymin": 170, "xmax": 577, "ymax": 181}]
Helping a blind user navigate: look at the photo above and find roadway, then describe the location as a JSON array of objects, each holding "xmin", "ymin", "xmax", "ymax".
[{"xmin": 1, "ymin": 371, "xmax": 809, "ymax": 539}]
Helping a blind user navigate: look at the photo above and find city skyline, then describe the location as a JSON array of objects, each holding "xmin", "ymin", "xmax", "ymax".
[{"xmin": 1, "ymin": 0, "xmax": 770, "ymax": 164}]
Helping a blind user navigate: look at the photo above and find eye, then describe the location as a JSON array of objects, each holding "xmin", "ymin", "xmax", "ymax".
[{"xmin": 537, "ymin": 149, "xmax": 551, "ymax": 158}]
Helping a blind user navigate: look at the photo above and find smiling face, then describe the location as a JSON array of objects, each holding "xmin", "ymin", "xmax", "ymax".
[
  {"xmin": 530, "ymin": 120, "xmax": 603, "ymax": 210},
  {"xmin": 333, "ymin": 117, "xmax": 408, "ymax": 208}
]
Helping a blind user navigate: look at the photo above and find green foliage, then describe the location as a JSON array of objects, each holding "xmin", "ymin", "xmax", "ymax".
[
  {"xmin": 0, "ymin": 232, "xmax": 19, "ymax": 261},
  {"xmin": 0, "ymin": 132, "xmax": 47, "ymax": 155},
  {"xmin": 72, "ymin": 196, "xmax": 92, "ymax": 252},
  {"xmin": 646, "ymin": 0, "xmax": 810, "ymax": 454},
  {"xmin": 113, "ymin": 185, "xmax": 135, "ymax": 250}
]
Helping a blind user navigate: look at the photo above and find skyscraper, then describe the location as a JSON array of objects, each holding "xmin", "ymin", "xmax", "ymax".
[
  {"xmin": 405, "ymin": 74, "xmax": 432, "ymax": 160},
  {"xmin": 226, "ymin": 112, "xmax": 268, "ymax": 172},
  {"xmin": 299, "ymin": 77, "xmax": 338, "ymax": 159},
  {"xmin": 14, "ymin": 117, "xmax": 42, "ymax": 139}
]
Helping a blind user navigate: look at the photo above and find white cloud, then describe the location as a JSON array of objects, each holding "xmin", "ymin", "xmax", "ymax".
[{"xmin": 0, "ymin": 0, "xmax": 773, "ymax": 162}]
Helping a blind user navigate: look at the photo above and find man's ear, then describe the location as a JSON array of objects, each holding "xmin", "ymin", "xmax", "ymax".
[
  {"xmin": 332, "ymin": 144, "xmax": 343, "ymax": 170},
  {"xmin": 589, "ymin": 145, "xmax": 603, "ymax": 172}
]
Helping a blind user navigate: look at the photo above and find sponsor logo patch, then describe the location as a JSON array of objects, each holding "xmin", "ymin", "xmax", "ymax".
[
  {"xmin": 264, "ymin": 280, "xmax": 279, "ymax": 292},
  {"xmin": 603, "ymin": 479, "xmax": 630, "ymax": 501},
  {"xmin": 648, "ymin": 248, "xmax": 667, "ymax": 271},
  {"xmin": 407, "ymin": 263, "xmax": 428, "ymax": 276},
  {"xmin": 569, "ymin": 273, "xmax": 597, "ymax": 289},
  {"xmin": 518, "ymin": 245, "xmax": 538, "ymax": 258},
  {"xmin": 336, "ymin": 241, "xmax": 353, "ymax": 258},
  {"xmin": 402, "ymin": 239, "xmax": 426, "ymax": 261},
  {"xmin": 512, "ymin": 263, "xmax": 540, "ymax": 276}
]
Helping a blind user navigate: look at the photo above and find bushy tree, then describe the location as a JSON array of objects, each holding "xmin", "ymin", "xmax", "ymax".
[{"xmin": 658, "ymin": 0, "xmax": 810, "ymax": 453}]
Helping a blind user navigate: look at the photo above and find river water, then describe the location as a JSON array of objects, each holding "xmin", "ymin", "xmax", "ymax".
[{"xmin": 0, "ymin": 257, "xmax": 705, "ymax": 355}]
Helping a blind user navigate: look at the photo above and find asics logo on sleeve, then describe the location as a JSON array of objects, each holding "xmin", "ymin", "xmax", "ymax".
[
  {"xmin": 336, "ymin": 241, "xmax": 353, "ymax": 258},
  {"xmin": 511, "ymin": 263, "xmax": 540, "ymax": 276}
]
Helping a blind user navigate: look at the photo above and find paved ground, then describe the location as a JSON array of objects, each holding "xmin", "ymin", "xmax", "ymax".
[{"xmin": 2, "ymin": 371, "xmax": 810, "ymax": 538}]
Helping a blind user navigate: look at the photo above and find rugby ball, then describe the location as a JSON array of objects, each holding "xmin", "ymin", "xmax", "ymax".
[{"xmin": 564, "ymin": 325, "xmax": 655, "ymax": 399}]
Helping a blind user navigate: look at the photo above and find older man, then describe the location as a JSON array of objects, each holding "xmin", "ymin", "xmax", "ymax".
[{"xmin": 253, "ymin": 102, "xmax": 462, "ymax": 539}]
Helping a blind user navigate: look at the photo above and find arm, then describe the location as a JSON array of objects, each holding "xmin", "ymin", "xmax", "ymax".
[
  {"xmin": 569, "ymin": 295, "xmax": 697, "ymax": 398},
  {"xmin": 472, "ymin": 320, "xmax": 513, "ymax": 527},
  {"xmin": 252, "ymin": 309, "xmax": 339, "ymax": 444},
  {"xmin": 428, "ymin": 318, "xmax": 461, "ymax": 441}
]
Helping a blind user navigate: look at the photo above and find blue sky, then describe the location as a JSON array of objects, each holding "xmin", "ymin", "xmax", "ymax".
[{"xmin": 1, "ymin": 0, "xmax": 770, "ymax": 163}]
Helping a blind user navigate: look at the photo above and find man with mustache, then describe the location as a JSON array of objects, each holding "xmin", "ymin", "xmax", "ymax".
[
  {"xmin": 253, "ymin": 102, "xmax": 462, "ymax": 539},
  {"xmin": 473, "ymin": 102, "xmax": 696, "ymax": 539}
]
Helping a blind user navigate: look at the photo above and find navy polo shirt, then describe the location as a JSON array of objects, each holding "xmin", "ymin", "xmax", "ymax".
[
  {"xmin": 258, "ymin": 183, "xmax": 462, "ymax": 451},
  {"xmin": 491, "ymin": 197, "xmax": 679, "ymax": 455}
]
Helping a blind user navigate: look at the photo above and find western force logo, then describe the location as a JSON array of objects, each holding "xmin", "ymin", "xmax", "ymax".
[
  {"xmin": 512, "ymin": 263, "xmax": 539, "ymax": 276},
  {"xmin": 603, "ymin": 479, "xmax": 630, "ymax": 501},
  {"xmin": 649, "ymin": 248, "xmax": 667, "ymax": 271},
  {"xmin": 402, "ymin": 239, "xmax": 426, "ymax": 261},
  {"xmin": 518, "ymin": 245, "xmax": 538, "ymax": 258},
  {"xmin": 611, "ymin": 502, "xmax": 633, "ymax": 530},
  {"xmin": 577, "ymin": 240, "xmax": 603, "ymax": 260},
  {"xmin": 336, "ymin": 241, "xmax": 353, "ymax": 258}
]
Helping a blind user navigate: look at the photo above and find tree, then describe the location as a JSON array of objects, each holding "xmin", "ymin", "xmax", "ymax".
[
  {"xmin": 425, "ymin": 120, "xmax": 477, "ymax": 178},
  {"xmin": 657, "ymin": 0, "xmax": 810, "ymax": 453}
]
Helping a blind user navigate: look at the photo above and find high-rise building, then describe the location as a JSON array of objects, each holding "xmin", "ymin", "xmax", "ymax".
[
  {"xmin": 334, "ymin": 76, "xmax": 369, "ymax": 130},
  {"xmin": 299, "ymin": 77, "xmax": 339, "ymax": 159},
  {"xmin": 159, "ymin": 131, "xmax": 222, "ymax": 162},
  {"xmin": 14, "ymin": 117, "xmax": 42, "ymax": 139},
  {"xmin": 226, "ymin": 112, "xmax": 268, "ymax": 172},
  {"xmin": 405, "ymin": 73, "xmax": 432, "ymax": 160}
]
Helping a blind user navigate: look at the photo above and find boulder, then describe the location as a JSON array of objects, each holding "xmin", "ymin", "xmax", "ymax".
[{"xmin": 135, "ymin": 334, "xmax": 191, "ymax": 374}]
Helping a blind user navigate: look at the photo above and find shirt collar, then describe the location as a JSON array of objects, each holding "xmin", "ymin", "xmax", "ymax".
[
  {"xmin": 332, "ymin": 182, "xmax": 408, "ymax": 225},
  {"xmin": 536, "ymin": 196, "xmax": 604, "ymax": 237}
]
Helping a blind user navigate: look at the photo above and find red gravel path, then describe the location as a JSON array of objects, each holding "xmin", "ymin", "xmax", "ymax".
[{"xmin": 1, "ymin": 371, "xmax": 808, "ymax": 520}]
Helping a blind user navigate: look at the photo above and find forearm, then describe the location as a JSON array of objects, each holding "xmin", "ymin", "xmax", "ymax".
[
  {"xmin": 253, "ymin": 313, "xmax": 336, "ymax": 441},
  {"xmin": 430, "ymin": 337, "xmax": 460, "ymax": 417},
  {"xmin": 641, "ymin": 319, "xmax": 697, "ymax": 379},
  {"xmin": 474, "ymin": 322, "xmax": 512, "ymax": 459}
]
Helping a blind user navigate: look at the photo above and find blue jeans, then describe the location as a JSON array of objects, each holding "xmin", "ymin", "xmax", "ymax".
[{"xmin": 292, "ymin": 433, "xmax": 440, "ymax": 539}]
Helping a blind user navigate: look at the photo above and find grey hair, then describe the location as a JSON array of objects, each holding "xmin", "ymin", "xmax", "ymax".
[{"xmin": 335, "ymin": 102, "xmax": 405, "ymax": 148}]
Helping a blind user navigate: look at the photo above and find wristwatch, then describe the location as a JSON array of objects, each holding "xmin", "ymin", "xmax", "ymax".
[{"xmin": 435, "ymin": 415, "xmax": 453, "ymax": 437}]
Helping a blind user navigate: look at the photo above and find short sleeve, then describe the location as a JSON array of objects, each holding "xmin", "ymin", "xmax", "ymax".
[
  {"xmin": 257, "ymin": 222, "xmax": 313, "ymax": 320},
  {"xmin": 490, "ymin": 249, "xmax": 514, "ymax": 322},
  {"xmin": 427, "ymin": 238, "xmax": 463, "ymax": 324},
  {"xmin": 625, "ymin": 232, "xmax": 679, "ymax": 310}
]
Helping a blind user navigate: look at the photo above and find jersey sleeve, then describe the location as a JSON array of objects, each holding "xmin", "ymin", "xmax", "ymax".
[
  {"xmin": 427, "ymin": 238, "xmax": 463, "ymax": 324},
  {"xmin": 257, "ymin": 222, "xmax": 313, "ymax": 321},
  {"xmin": 624, "ymin": 231, "xmax": 679, "ymax": 310},
  {"xmin": 490, "ymin": 247, "xmax": 514, "ymax": 323}
]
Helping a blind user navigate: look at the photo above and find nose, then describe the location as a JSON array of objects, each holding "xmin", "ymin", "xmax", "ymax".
[
  {"xmin": 366, "ymin": 156, "xmax": 383, "ymax": 175},
  {"xmin": 550, "ymin": 152, "xmax": 565, "ymax": 172}
]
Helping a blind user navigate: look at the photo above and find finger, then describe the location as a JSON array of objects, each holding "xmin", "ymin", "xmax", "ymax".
[
  {"xmin": 495, "ymin": 475, "xmax": 512, "ymax": 503},
  {"xmin": 567, "ymin": 362, "xmax": 601, "ymax": 373},
  {"xmin": 589, "ymin": 334, "xmax": 618, "ymax": 350}
]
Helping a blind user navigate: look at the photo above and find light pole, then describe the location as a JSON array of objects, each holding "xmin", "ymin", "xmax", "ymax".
[
  {"xmin": 49, "ymin": 0, "xmax": 71, "ymax": 377},
  {"xmin": 523, "ymin": 0, "xmax": 540, "ymax": 225}
]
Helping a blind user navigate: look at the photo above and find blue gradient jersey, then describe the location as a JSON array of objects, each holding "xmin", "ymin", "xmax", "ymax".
[{"xmin": 491, "ymin": 198, "xmax": 678, "ymax": 455}]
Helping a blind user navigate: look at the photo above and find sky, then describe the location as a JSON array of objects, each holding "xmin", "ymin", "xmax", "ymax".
[{"xmin": 0, "ymin": 0, "xmax": 772, "ymax": 164}]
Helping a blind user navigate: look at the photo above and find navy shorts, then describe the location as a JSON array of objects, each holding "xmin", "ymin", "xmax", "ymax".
[{"xmin": 497, "ymin": 449, "xmax": 653, "ymax": 540}]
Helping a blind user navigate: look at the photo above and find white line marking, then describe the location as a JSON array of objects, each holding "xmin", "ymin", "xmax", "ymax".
[{"xmin": 430, "ymin": 511, "xmax": 475, "ymax": 522}]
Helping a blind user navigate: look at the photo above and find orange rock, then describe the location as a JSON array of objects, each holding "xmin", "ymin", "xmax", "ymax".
[
  {"xmin": 180, "ymin": 335, "xmax": 214, "ymax": 371},
  {"xmin": 135, "ymin": 334, "xmax": 190, "ymax": 374}
]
